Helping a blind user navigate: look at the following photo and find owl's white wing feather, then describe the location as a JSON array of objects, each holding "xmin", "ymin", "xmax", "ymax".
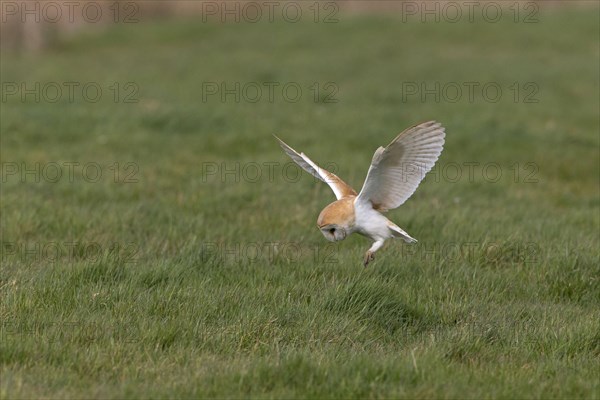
[
  {"xmin": 275, "ymin": 135, "xmax": 357, "ymax": 200},
  {"xmin": 356, "ymin": 121, "xmax": 445, "ymax": 212}
]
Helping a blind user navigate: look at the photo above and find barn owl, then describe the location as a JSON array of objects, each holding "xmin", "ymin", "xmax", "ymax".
[{"xmin": 275, "ymin": 121, "xmax": 445, "ymax": 266}]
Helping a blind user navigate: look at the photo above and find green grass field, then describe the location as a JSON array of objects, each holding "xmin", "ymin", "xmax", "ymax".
[{"xmin": 1, "ymin": 5, "xmax": 599, "ymax": 399}]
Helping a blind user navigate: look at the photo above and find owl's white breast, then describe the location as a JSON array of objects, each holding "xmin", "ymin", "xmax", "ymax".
[{"xmin": 353, "ymin": 198, "xmax": 395, "ymax": 241}]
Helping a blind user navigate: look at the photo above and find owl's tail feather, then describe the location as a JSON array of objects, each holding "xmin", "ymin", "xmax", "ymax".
[{"xmin": 387, "ymin": 221, "xmax": 417, "ymax": 244}]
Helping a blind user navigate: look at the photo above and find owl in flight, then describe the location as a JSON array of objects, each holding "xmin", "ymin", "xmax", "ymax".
[{"xmin": 276, "ymin": 121, "xmax": 445, "ymax": 266}]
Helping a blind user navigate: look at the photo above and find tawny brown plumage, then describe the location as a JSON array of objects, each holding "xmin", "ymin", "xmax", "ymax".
[
  {"xmin": 317, "ymin": 196, "xmax": 356, "ymax": 228},
  {"xmin": 275, "ymin": 121, "xmax": 446, "ymax": 266}
]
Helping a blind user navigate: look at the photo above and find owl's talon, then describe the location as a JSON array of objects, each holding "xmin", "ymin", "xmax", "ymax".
[{"xmin": 363, "ymin": 251, "xmax": 375, "ymax": 267}]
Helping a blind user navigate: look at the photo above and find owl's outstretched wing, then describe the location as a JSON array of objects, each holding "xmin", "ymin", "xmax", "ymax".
[
  {"xmin": 356, "ymin": 121, "xmax": 445, "ymax": 212},
  {"xmin": 275, "ymin": 135, "xmax": 357, "ymax": 200}
]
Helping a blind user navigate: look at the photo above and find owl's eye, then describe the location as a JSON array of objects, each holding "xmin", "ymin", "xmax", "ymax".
[{"xmin": 329, "ymin": 228, "xmax": 336, "ymax": 234}]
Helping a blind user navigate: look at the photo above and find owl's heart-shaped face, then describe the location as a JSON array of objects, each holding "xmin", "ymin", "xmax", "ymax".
[
  {"xmin": 316, "ymin": 197, "xmax": 356, "ymax": 242},
  {"xmin": 319, "ymin": 225, "xmax": 347, "ymax": 242}
]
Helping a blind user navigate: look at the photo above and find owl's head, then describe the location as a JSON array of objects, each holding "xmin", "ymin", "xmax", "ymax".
[{"xmin": 317, "ymin": 197, "xmax": 356, "ymax": 242}]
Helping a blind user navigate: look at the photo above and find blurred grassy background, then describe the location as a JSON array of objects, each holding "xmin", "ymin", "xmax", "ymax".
[{"xmin": 1, "ymin": 1, "xmax": 599, "ymax": 398}]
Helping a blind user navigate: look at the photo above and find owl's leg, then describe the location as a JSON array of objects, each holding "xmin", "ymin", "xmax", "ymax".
[{"xmin": 363, "ymin": 239, "xmax": 385, "ymax": 267}]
